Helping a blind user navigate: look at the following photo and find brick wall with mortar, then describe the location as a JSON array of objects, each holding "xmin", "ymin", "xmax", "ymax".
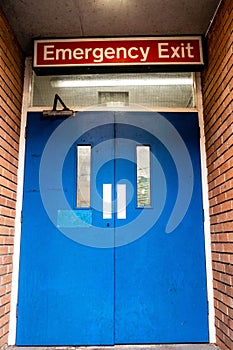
[
  {"xmin": 0, "ymin": 0, "xmax": 232, "ymax": 349},
  {"xmin": 202, "ymin": 0, "xmax": 233, "ymax": 349},
  {"xmin": 0, "ymin": 7, "xmax": 24, "ymax": 350}
]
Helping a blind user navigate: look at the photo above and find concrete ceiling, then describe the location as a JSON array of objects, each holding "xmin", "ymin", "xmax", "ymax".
[{"xmin": 1, "ymin": 0, "xmax": 220, "ymax": 55}]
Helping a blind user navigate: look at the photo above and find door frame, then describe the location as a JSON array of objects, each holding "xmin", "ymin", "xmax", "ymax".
[{"xmin": 8, "ymin": 57, "xmax": 216, "ymax": 345}]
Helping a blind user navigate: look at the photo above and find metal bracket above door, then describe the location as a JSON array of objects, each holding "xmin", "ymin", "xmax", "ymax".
[{"xmin": 42, "ymin": 94, "xmax": 74, "ymax": 117}]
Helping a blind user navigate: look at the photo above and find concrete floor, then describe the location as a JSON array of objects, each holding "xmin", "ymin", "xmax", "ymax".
[{"xmin": 8, "ymin": 345, "xmax": 220, "ymax": 350}]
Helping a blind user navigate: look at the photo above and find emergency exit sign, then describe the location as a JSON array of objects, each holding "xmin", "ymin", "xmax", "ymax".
[{"xmin": 34, "ymin": 37, "xmax": 204, "ymax": 69}]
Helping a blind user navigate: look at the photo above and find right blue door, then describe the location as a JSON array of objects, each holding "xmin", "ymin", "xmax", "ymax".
[{"xmin": 114, "ymin": 112, "xmax": 209, "ymax": 343}]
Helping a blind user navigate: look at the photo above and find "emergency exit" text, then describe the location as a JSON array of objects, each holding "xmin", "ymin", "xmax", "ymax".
[{"xmin": 34, "ymin": 37, "xmax": 203, "ymax": 67}]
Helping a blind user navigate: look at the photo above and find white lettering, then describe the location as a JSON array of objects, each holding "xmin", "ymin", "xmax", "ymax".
[
  {"xmin": 158, "ymin": 43, "xmax": 169, "ymax": 58},
  {"xmin": 128, "ymin": 47, "xmax": 139, "ymax": 59},
  {"xmin": 56, "ymin": 48, "xmax": 72, "ymax": 60},
  {"xmin": 85, "ymin": 48, "xmax": 93, "ymax": 60},
  {"xmin": 116, "ymin": 47, "xmax": 127, "ymax": 60},
  {"xmin": 171, "ymin": 46, "xmax": 180, "ymax": 58},
  {"xmin": 181, "ymin": 43, "xmax": 185, "ymax": 58},
  {"xmin": 139, "ymin": 47, "xmax": 150, "ymax": 62},
  {"xmin": 44, "ymin": 45, "xmax": 55, "ymax": 60},
  {"xmin": 73, "ymin": 48, "xmax": 84, "ymax": 60},
  {"xmin": 40, "ymin": 40, "xmax": 199, "ymax": 65},
  {"xmin": 93, "ymin": 48, "xmax": 103, "ymax": 62},
  {"xmin": 186, "ymin": 43, "xmax": 194, "ymax": 58},
  {"xmin": 105, "ymin": 47, "xmax": 115, "ymax": 59}
]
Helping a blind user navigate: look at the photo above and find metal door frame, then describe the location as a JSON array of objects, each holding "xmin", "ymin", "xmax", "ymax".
[{"xmin": 8, "ymin": 58, "xmax": 216, "ymax": 345}]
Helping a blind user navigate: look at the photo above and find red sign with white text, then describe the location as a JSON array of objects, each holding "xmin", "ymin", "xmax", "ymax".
[{"xmin": 34, "ymin": 37, "xmax": 203, "ymax": 68}]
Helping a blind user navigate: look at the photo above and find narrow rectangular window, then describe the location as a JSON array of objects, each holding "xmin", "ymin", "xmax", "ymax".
[
  {"xmin": 76, "ymin": 145, "xmax": 91, "ymax": 207},
  {"xmin": 136, "ymin": 146, "xmax": 151, "ymax": 207}
]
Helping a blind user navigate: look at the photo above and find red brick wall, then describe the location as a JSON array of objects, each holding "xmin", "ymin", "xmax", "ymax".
[
  {"xmin": 202, "ymin": 1, "xmax": 233, "ymax": 349},
  {"xmin": 0, "ymin": 1, "xmax": 232, "ymax": 349},
  {"xmin": 0, "ymin": 7, "xmax": 24, "ymax": 350}
]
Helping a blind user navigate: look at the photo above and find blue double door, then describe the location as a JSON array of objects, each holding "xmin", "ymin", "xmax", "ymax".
[{"xmin": 16, "ymin": 111, "xmax": 209, "ymax": 345}]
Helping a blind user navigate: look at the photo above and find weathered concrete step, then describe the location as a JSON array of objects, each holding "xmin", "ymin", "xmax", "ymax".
[{"xmin": 8, "ymin": 344, "xmax": 220, "ymax": 350}]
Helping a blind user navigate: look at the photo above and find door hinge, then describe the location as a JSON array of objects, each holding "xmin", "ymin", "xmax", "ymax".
[
  {"xmin": 24, "ymin": 124, "xmax": 28, "ymax": 139},
  {"xmin": 16, "ymin": 304, "xmax": 18, "ymax": 318}
]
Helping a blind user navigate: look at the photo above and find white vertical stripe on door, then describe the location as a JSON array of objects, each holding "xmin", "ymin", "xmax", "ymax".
[
  {"xmin": 117, "ymin": 184, "xmax": 126, "ymax": 219},
  {"xmin": 103, "ymin": 184, "xmax": 112, "ymax": 219}
]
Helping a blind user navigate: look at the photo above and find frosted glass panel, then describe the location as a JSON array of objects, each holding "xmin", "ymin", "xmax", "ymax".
[
  {"xmin": 31, "ymin": 72, "xmax": 195, "ymax": 108},
  {"xmin": 77, "ymin": 146, "xmax": 91, "ymax": 207},
  {"xmin": 137, "ymin": 146, "xmax": 151, "ymax": 207}
]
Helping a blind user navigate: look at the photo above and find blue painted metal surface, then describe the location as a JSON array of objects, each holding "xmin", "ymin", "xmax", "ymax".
[
  {"xmin": 16, "ymin": 112, "xmax": 115, "ymax": 345},
  {"xmin": 114, "ymin": 113, "xmax": 208, "ymax": 343},
  {"xmin": 16, "ymin": 111, "xmax": 208, "ymax": 345}
]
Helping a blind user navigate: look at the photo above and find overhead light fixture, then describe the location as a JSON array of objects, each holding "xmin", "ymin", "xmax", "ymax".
[{"xmin": 50, "ymin": 77, "xmax": 193, "ymax": 88}]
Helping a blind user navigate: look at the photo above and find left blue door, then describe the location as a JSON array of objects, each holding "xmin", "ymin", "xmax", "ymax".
[{"xmin": 16, "ymin": 112, "xmax": 115, "ymax": 345}]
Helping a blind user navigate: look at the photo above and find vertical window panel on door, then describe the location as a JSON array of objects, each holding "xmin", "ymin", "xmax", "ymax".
[
  {"xmin": 76, "ymin": 145, "xmax": 91, "ymax": 208},
  {"xmin": 136, "ymin": 145, "xmax": 151, "ymax": 207}
]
